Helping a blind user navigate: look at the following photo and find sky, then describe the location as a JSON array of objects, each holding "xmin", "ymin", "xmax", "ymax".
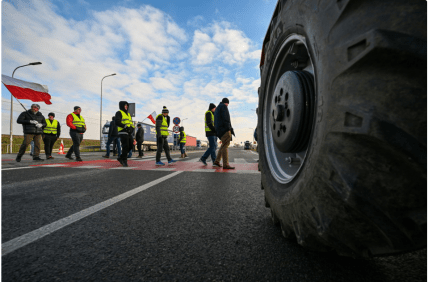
[{"xmin": 2, "ymin": 0, "xmax": 276, "ymax": 144}]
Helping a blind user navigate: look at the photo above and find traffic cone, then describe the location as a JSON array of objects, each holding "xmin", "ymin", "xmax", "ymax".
[{"xmin": 58, "ymin": 140, "xmax": 66, "ymax": 154}]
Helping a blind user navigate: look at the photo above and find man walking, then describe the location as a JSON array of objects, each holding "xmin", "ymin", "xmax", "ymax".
[
  {"xmin": 115, "ymin": 101, "xmax": 136, "ymax": 167},
  {"xmin": 103, "ymin": 116, "xmax": 121, "ymax": 158},
  {"xmin": 43, "ymin": 112, "xmax": 61, "ymax": 159},
  {"xmin": 136, "ymin": 123, "xmax": 145, "ymax": 158},
  {"xmin": 178, "ymin": 126, "xmax": 187, "ymax": 158},
  {"xmin": 155, "ymin": 106, "xmax": 177, "ymax": 166},
  {"xmin": 199, "ymin": 103, "xmax": 217, "ymax": 165},
  {"xmin": 15, "ymin": 104, "xmax": 47, "ymax": 162},
  {"xmin": 214, "ymin": 98, "xmax": 235, "ymax": 169},
  {"xmin": 65, "ymin": 106, "xmax": 86, "ymax": 161}
]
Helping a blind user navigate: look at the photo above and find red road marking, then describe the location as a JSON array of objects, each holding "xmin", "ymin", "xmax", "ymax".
[{"xmin": 31, "ymin": 159, "xmax": 258, "ymax": 173}]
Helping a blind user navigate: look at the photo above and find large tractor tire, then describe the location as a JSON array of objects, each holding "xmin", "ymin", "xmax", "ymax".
[{"xmin": 258, "ymin": 0, "xmax": 426, "ymax": 257}]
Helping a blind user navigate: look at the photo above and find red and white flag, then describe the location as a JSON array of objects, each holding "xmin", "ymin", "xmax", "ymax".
[
  {"xmin": 147, "ymin": 111, "xmax": 157, "ymax": 124},
  {"xmin": 2, "ymin": 74, "xmax": 52, "ymax": 104}
]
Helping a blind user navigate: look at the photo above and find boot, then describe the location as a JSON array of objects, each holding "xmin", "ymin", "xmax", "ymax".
[
  {"xmin": 180, "ymin": 154, "xmax": 184, "ymax": 158},
  {"xmin": 184, "ymin": 153, "xmax": 188, "ymax": 158}
]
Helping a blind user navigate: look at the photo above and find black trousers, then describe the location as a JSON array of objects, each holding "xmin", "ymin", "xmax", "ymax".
[
  {"xmin": 119, "ymin": 134, "xmax": 133, "ymax": 160},
  {"xmin": 43, "ymin": 134, "xmax": 57, "ymax": 157},
  {"xmin": 137, "ymin": 141, "xmax": 144, "ymax": 156},
  {"xmin": 156, "ymin": 137, "xmax": 171, "ymax": 162},
  {"xmin": 66, "ymin": 131, "xmax": 83, "ymax": 158}
]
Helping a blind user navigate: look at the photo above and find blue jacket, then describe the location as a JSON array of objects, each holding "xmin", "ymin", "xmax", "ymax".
[{"xmin": 214, "ymin": 102, "xmax": 234, "ymax": 139}]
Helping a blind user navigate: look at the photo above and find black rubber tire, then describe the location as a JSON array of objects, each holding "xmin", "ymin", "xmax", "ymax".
[{"xmin": 258, "ymin": 0, "xmax": 426, "ymax": 257}]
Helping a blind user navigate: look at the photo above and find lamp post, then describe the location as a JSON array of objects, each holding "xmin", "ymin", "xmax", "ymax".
[
  {"xmin": 181, "ymin": 118, "xmax": 188, "ymax": 126},
  {"xmin": 100, "ymin": 73, "xmax": 116, "ymax": 149},
  {"xmin": 10, "ymin": 62, "xmax": 42, "ymax": 154}
]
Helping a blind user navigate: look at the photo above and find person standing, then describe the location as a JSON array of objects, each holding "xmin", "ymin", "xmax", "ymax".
[
  {"xmin": 178, "ymin": 126, "xmax": 187, "ymax": 158},
  {"xmin": 65, "ymin": 106, "xmax": 86, "ymax": 162},
  {"xmin": 43, "ymin": 112, "xmax": 61, "ymax": 159},
  {"xmin": 155, "ymin": 106, "xmax": 177, "ymax": 166},
  {"xmin": 199, "ymin": 103, "xmax": 217, "ymax": 165},
  {"xmin": 214, "ymin": 98, "xmax": 235, "ymax": 169},
  {"xmin": 115, "ymin": 101, "xmax": 136, "ymax": 167},
  {"xmin": 103, "ymin": 116, "xmax": 121, "ymax": 158},
  {"xmin": 15, "ymin": 104, "xmax": 47, "ymax": 162},
  {"xmin": 136, "ymin": 123, "xmax": 145, "ymax": 158}
]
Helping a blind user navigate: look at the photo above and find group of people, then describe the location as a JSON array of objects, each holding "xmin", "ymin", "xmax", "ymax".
[
  {"xmin": 15, "ymin": 97, "xmax": 236, "ymax": 169},
  {"xmin": 15, "ymin": 104, "xmax": 85, "ymax": 162}
]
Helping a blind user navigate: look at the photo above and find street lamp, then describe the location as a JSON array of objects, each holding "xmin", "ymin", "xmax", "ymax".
[
  {"xmin": 10, "ymin": 62, "xmax": 42, "ymax": 153},
  {"xmin": 181, "ymin": 118, "xmax": 188, "ymax": 126},
  {"xmin": 100, "ymin": 73, "xmax": 116, "ymax": 149}
]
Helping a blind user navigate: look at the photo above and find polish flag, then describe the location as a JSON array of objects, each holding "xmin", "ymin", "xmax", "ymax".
[
  {"xmin": 2, "ymin": 74, "xmax": 52, "ymax": 104},
  {"xmin": 147, "ymin": 111, "xmax": 156, "ymax": 124}
]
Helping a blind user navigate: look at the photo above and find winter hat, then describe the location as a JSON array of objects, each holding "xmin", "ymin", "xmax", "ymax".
[
  {"xmin": 31, "ymin": 104, "xmax": 40, "ymax": 109},
  {"xmin": 209, "ymin": 103, "xmax": 216, "ymax": 110},
  {"xmin": 222, "ymin": 98, "xmax": 229, "ymax": 104},
  {"xmin": 48, "ymin": 112, "xmax": 55, "ymax": 117},
  {"xmin": 74, "ymin": 106, "xmax": 81, "ymax": 111},
  {"xmin": 137, "ymin": 123, "xmax": 142, "ymax": 127},
  {"xmin": 162, "ymin": 106, "xmax": 169, "ymax": 113}
]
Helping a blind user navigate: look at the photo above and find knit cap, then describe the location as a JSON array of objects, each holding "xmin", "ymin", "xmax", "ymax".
[
  {"xmin": 209, "ymin": 103, "xmax": 216, "ymax": 110},
  {"xmin": 162, "ymin": 106, "xmax": 169, "ymax": 113},
  {"xmin": 74, "ymin": 106, "xmax": 81, "ymax": 111},
  {"xmin": 221, "ymin": 98, "xmax": 229, "ymax": 104}
]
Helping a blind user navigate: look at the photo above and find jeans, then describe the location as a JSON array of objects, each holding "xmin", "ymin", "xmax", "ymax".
[
  {"xmin": 30, "ymin": 140, "xmax": 35, "ymax": 154},
  {"xmin": 180, "ymin": 143, "xmax": 185, "ymax": 154},
  {"xmin": 106, "ymin": 136, "xmax": 121, "ymax": 156},
  {"xmin": 156, "ymin": 137, "xmax": 171, "ymax": 162},
  {"xmin": 18, "ymin": 134, "xmax": 41, "ymax": 157},
  {"xmin": 66, "ymin": 131, "xmax": 83, "ymax": 158},
  {"xmin": 201, "ymin": 136, "xmax": 217, "ymax": 161},
  {"xmin": 119, "ymin": 134, "xmax": 133, "ymax": 160}
]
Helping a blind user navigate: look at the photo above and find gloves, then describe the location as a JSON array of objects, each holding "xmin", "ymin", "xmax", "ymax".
[
  {"xmin": 30, "ymin": 120, "xmax": 38, "ymax": 124},
  {"xmin": 35, "ymin": 123, "xmax": 42, "ymax": 128}
]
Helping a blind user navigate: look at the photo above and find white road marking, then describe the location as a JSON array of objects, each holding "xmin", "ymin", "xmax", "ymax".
[
  {"xmin": 192, "ymin": 169, "xmax": 217, "ymax": 172},
  {"xmin": 2, "ymin": 167, "xmax": 36, "ymax": 171},
  {"xmin": 72, "ymin": 166, "xmax": 103, "ymax": 169},
  {"xmin": 1, "ymin": 171, "xmax": 183, "ymax": 256},
  {"xmin": 151, "ymin": 168, "xmax": 176, "ymax": 171},
  {"xmin": 110, "ymin": 167, "xmax": 138, "ymax": 170},
  {"xmin": 233, "ymin": 158, "xmax": 248, "ymax": 164},
  {"xmin": 41, "ymin": 164, "xmax": 68, "ymax": 167}
]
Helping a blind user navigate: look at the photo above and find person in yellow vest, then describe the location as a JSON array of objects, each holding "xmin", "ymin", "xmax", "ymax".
[
  {"xmin": 65, "ymin": 106, "xmax": 86, "ymax": 161},
  {"xmin": 43, "ymin": 112, "xmax": 61, "ymax": 159},
  {"xmin": 198, "ymin": 103, "xmax": 217, "ymax": 165},
  {"xmin": 178, "ymin": 126, "xmax": 187, "ymax": 158},
  {"xmin": 115, "ymin": 101, "xmax": 136, "ymax": 167},
  {"xmin": 155, "ymin": 106, "xmax": 177, "ymax": 166}
]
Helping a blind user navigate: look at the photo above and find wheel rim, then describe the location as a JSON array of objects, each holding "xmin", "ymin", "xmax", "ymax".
[{"xmin": 263, "ymin": 34, "xmax": 316, "ymax": 184}]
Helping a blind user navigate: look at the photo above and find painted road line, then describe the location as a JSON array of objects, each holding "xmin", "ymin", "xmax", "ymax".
[
  {"xmin": 2, "ymin": 167, "xmax": 36, "ymax": 171},
  {"xmin": 152, "ymin": 168, "xmax": 176, "ymax": 171},
  {"xmin": 110, "ymin": 167, "xmax": 138, "ymax": 170},
  {"xmin": 236, "ymin": 170, "xmax": 260, "ymax": 174},
  {"xmin": 192, "ymin": 169, "xmax": 217, "ymax": 172},
  {"xmin": 233, "ymin": 158, "xmax": 248, "ymax": 164},
  {"xmin": 41, "ymin": 164, "xmax": 68, "ymax": 167},
  {"xmin": 2, "ymin": 171, "xmax": 183, "ymax": 256},
  {"xmin": 72, "ymin": 166, "xmax": 104, "ymax": 169}
]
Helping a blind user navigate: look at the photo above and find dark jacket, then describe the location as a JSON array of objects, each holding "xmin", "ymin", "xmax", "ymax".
[
  {"xmin": 136, "ymin": 127, "xmax": 144, "ymax": 143},
  {"xmin": 178, "ymin": 127, "xmax": 185, "ymax": 143},
  {"xmin": 115, "ymin": 101, "xmax": 134, "ymax": 136},
  {"xmin": 108, "ymin": 117, "xmax": 119, "ymax": 137},
  {"xmin": 214, "ymin": 102, "xmax": 234, "ymax": 139},
  {"xmin": 17, "ymin": 110, "xmax": 47, "ymax": 135},
  {"xmin": 205, "ymin": 110, "xmax": 216, "ymax": 137},
  {"xmin": 156, "ymin": 114, "xmax": 170, "ymax": 138}
]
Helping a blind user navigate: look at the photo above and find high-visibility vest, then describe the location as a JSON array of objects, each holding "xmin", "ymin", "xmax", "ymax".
[
  {"xmin": 43, "ymin": 119, "xmax": 58, "ymax": 134},
  {"xmin": 156, "ymin": 114, "xmax": 169, "ymax": 136},
  {"xmin": 117, "ymin": 110, "xmax": 135, "ymax": 132},
  {"xmin": 71, "ymin": 113, "xmax": 85, "ymax": 129},
  {"xmin": 205, "ymin": 110, "xmax": 214, "ymax": 131},
  {"xmin": 180, "ymin": 131, "xmax": 186, "ymax": 143}
]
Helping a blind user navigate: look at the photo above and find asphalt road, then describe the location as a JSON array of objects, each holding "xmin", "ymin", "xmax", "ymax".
[{"xmin": 2, "ymin": 148, "xmax": 426, "ymax": 281}]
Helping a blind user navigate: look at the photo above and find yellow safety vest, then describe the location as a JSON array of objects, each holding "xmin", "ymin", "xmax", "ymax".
[
  {"xmin": 205, "ymin": 110, "xmax": 214, "ymax": 132},
  {"xmin": 117, "ymin": 110, "xmax": 135, "ymax": 132},
  {"xmin": 71, "ymin": 113, "xmax": 85, "ymax": 129},
  {"xmin": 156, "ymin": 114, "xmax": 169, "ymax": 136},
  {"xmin": 180, "ymin": 131, "xmax": 186, "ymax": 143},
  {"xmin": 43, "ymin": 119, "xmax": 58, "ymax": 134}
]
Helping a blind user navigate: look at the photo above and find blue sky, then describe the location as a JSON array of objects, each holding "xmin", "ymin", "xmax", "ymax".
[{"xmin": 2, "ymin": 0, "xmax": 276, "ymax": 143}]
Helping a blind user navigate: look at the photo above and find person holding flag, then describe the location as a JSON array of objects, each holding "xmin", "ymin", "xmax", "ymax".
[
  {"xmin": 155, "ymin": 106, "xmax": 177, "ymax": 166},
  {"xmin": 43, "ymin": 112, "xmax": 61, "ymax": 159},
  {"xmin": 15, "ymin": 104, "xmax": 47, "ymax": 162}
]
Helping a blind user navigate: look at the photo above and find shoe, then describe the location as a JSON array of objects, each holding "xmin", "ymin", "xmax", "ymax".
[
  {"xmin": 137, "ymin": 155, "xmax": 143, "ymax": 158},
  {"xmin": 123, "ymin": 160, "xmax": 129, "ymax": 167},
  {"xmin": 65, "ymin": 155, "xmax": 74, "ymax": 160},
  {"xmin": 117, "ymin": 158, "xmax": 124, "ymax": 166},
  {"xmin": 29, "ymin": 153, "xmax": 33, "ymax": 156},
  {"xmin": 180, "ymin": 154, "xmax": 184, "ymax": 158},
  {"xmin": 223, "ymin": 165, "xmax": 235, "ymax": 169},
  {"xmin": 184, "ymin": 153, "xmax": 188, "ymax": 158},
  {"xmin": 76, "ymin": 157, "xmax": 83, "ymax": 162},
  {"xmin": 103, "ymin": 155, "xmax": 109, "ymax": 158},
  {"xmin": 156, "ymin": 161, "xmax": 165, "ymax": 166},
  {"xmin": 213, "ymin": 161, "xmax": 221, "ymax": 167},
  {"xmin": 168, "ymin": 159, "xmax": 177, "ymax": 164},
  {"xmin": 47, "ymin": 156, "xmax": 54, "ymax": 159},
  {"xmin": 16, "ymin": 155, "xmax": 22, "ymax": 162},
  {"xmin": 33, "ymin": 157, "xmax": 44, "ymax": 161},
  {"xmin": 199, "ymin": 158, "xmax": 207, "ymax": 166}
]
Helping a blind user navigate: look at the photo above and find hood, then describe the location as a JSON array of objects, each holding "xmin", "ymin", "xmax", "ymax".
[
  {"xmin": 119, "ymin": 101, "xmax": 129, "ymax": 113},
  {"xmin": 179, "ymin": 127, "xmax": 184, "ymax": 132}
]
